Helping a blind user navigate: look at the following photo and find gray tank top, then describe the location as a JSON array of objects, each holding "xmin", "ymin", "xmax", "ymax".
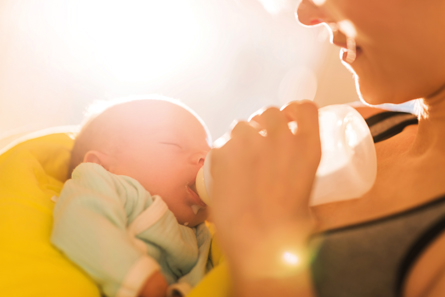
[{"xmin": 310, "ymin": 111, "xmax": 445, "ymax": 297}]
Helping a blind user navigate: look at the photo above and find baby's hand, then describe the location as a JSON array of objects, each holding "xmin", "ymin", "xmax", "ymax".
[{"xmin": 139, "ymin": 270, "xmax": 168, "ymax": 297}]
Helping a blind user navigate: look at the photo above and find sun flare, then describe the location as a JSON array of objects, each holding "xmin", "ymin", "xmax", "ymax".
[{"xmin": 42, "ymin": 0, "xmax": 205, "ymax": 82}]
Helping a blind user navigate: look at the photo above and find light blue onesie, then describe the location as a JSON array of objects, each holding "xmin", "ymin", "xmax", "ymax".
[{"xmin": 51, "ymin": 163, "xmax": 212, "ymax": 297}]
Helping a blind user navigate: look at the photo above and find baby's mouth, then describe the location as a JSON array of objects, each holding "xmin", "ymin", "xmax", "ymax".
[
  {"xmin": 191, "ymin": 204, "xmax": 203, "ymax": 215},
  {"xmin": 186, "ymin": 183, "xmax": 206, "ymax": 215},
  {"xmin": 189, "ymin": 183, "xmax": 199, "ymax": 196}
]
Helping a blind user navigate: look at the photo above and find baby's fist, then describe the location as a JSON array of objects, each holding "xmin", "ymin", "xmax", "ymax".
[{"xmin": 139, "ymin": 271, "xmax": 168, "ymax": 297}]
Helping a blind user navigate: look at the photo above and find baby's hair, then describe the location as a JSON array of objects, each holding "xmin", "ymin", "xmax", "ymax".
[{"xmin": 67, "ymin": 95, "xmax": 211, "ymax": 179}]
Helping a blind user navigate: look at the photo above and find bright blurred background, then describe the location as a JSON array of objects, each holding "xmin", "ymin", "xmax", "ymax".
[{"xmin": 0, "ymin": 0, "xmax": 360, "ymax": 145}]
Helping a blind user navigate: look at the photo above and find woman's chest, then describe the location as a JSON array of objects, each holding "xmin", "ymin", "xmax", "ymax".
[
  {"xmin": 310, "ymin": 195, "xmax": 445, "ymax": 297},
  {"xmin": 312, "ymin": 125, "xmax": 445, "ymax": 231}
]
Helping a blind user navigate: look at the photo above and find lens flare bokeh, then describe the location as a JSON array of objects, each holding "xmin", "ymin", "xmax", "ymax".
[{"xmin": 0, "ymin": 0, "xmax": 359, "ymax": 147}]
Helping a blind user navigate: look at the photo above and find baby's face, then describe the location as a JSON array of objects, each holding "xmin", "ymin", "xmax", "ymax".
[{"xmin": 109, "ymin": 103, "xmax": 211, "ymax": 227}]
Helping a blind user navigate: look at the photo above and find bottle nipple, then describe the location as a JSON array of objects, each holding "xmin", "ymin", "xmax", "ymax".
[{"xmin": 196, "ymin": 166, "xmax": 211, "ymax": 205}]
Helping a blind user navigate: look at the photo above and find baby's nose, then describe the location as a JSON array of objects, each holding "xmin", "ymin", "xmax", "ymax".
[{"xmin": 190, "ymin": 152, "xmax": 206, "ymax": 166}]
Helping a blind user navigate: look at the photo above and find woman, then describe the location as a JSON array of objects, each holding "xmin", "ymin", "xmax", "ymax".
[{"xmin": 209, "ymin": 0, "xmax": 445, "ymax": 296}]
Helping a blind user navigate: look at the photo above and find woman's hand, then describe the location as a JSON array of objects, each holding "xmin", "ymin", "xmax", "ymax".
[{"xmin": 209, "ymin": 100, "xmax": 321, "ymax": 296}]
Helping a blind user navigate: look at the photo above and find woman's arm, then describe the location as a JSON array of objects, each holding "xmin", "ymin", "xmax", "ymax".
[
  {"xmin": 404, "ymin": 231, "xmax": 445, "ymax": 297},
  {"xmin": 210, "ymin": 100, "xmax": 321, "ymax": 297},
  {"xmin": 429, "ymin": 271, "xmax": 445, "ymax": 297}
]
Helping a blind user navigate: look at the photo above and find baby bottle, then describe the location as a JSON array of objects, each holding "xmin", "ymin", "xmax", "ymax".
[{"xmin": 196, "ymin": 104, "xmax": 377, "ymax": 206}]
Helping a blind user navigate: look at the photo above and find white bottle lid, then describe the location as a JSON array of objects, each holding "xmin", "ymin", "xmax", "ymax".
[
  {"xmin": 196, "ymin": 104, "xmax": 377, "ymax": 207},
  {"xmin": 310, "ymin": 104, "xmax": 377, "ymax": 205}
]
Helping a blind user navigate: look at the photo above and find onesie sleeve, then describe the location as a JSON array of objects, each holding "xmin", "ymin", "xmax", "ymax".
[
  {"xmin": 167, "ymin": 223, "xmax": 213, "ymax": 297},
  {"xmin": 51, "ymin": 163, "xmax": 160, "ymax": 297}
]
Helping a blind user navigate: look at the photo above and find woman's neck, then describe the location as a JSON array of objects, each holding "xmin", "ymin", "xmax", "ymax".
[{"xmin": 410, "ymin": 88, "xmax": 445, "ymax": 156}]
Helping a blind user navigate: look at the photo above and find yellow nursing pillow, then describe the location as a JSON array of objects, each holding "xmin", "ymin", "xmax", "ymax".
[
  {"xmin": 0, "ymin": 129, "xmax": 100, "ymax": 296},
  {"xmin": 0, "ymin": 128, "xmax": 230, "ymax": 297}
]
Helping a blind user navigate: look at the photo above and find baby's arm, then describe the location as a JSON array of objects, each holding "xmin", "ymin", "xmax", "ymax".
[
  {"xmin": 166, "ymin": 223, "xmax": 212, "ymax": 296},
  {"xmin": 51, "ymin": 163, "xmax": 164, "ymax": 297}
]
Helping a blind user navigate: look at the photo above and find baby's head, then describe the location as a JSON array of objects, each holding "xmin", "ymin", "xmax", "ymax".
[{"xmin": 69, "ymin": 97, "xmax": 211, "ymax": 227}]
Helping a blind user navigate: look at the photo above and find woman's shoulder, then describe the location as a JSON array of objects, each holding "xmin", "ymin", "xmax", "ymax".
[{"xmin": 404, "ymin": 229, "xmax": 445, "ymax": 297}]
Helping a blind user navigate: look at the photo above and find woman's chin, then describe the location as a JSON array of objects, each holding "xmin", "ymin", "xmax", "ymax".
[
  {"xmin": 358, "ymin": 87, "xmax": 417, "ymax": 107},
  {"xmin": 355, "ymin": 79, "xmax": 394, "ymax": 106}
]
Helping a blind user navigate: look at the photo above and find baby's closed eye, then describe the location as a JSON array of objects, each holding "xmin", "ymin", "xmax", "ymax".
[{"xmin": 159, "ymin": 142, "xmax": 182, "ymax": 149}]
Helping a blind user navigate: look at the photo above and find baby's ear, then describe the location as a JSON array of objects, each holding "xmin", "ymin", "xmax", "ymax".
[{"xmin": 83, "ymin": 150, "xmax": 111, "ymax": 171}]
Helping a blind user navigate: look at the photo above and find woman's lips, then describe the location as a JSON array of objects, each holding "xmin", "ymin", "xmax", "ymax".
[
  {"xmin": 340, "ymin": 46, "xmax": 362, "ymax": 63},
  {"xmin": 333, "ymin": 42, "xmax": 362, "ymax": 63}
]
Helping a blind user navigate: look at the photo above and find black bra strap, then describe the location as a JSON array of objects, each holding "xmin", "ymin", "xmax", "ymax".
[
  {"xmin": 396, "ymin": 215, "xmax": 445, "ymax": 296},
  {"xmin": 365, "ymin": 111, "xmax": 418, "ymax": 143}
]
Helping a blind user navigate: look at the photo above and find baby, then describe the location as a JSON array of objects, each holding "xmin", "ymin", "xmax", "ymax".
[{"xmin": 51, "ymin": 97, "xmax": 213, "ymax": 297}]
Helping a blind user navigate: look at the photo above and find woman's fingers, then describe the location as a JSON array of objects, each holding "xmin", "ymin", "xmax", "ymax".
[
  {"xmin": 249, "ymin": 106, "xmax": 291, "ymax": 138},
  {"xmin": 281, "ymin": 100, "xmax": 320, "ymax": 137},
  {"xmin": 211, "ymin": 120, "xmax": 262, "ymax": 206},
  {"xmin": 249, "ymin": 101, "xmax": 320, "ymax": 143},
  {"xmin": 212, "ymin": 101, "xmax": 322, "ymax": 214},
  {"xmin": 230, "ymin": 119, "xmax": 261, "ymax": 139},
  {"xmin": 281, "ymin": 100, "xmax": 321, "ymax": 166},
  {"xmin": 208, "ymin": 102, "xmax": 324, "ymax": 281},
  {"xmin": 280, "ymin": 100, "xmax": 321, "ymax": 206},
  {"xmin": 210, "ymin": 101, "xmax": 321, "ymax": 259},
  {"xmin": 213, "ymin": 119, "xmax": 261, "ymax": 148}
]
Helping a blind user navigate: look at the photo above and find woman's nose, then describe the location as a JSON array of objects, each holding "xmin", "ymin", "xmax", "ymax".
[{"xmin": 296, "ymin": 0, "xmax": 328, "ymax": 26}]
